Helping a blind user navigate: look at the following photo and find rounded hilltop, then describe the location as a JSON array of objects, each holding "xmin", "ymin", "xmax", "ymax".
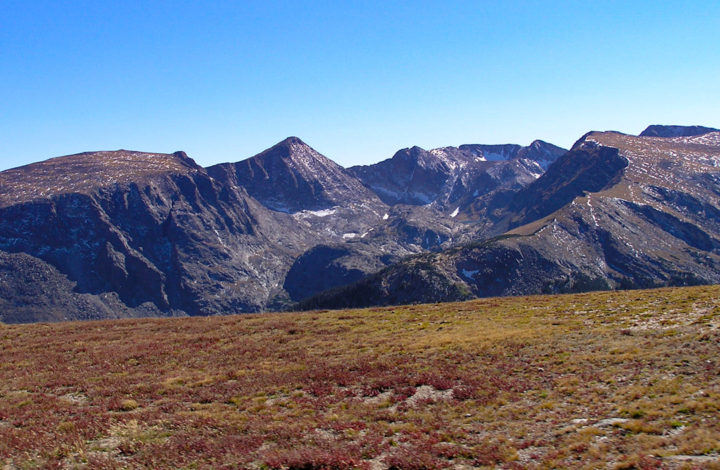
[{"xmin": 0, "ymin": 149, "xmax": 200, "ymax": 208}]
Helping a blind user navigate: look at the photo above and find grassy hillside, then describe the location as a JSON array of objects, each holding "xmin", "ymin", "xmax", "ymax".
[{"xmin": 1, "ymin": 286, "xmax": 719, "ymax": 469}]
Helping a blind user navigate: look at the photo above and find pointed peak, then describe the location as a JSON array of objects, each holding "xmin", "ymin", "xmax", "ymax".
[
  {"xmin": 529, "ymin": 139, "xmax": 567, "ymax": 152},
  {"xmin": 243, "ymin": 136, "xmax": 347, "ymax": 174},
  {"xmin": 263, "ymin": 136, "xmax": 318, "ymax": 158},
  {"xmin": 277, "ymin": 136, "xmax": 307, "ymax": 147}
]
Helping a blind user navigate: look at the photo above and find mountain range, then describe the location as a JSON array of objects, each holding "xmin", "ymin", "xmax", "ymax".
[{"xmin": 1, "ymin": 124, "xmax": 718, "ymax": 322}]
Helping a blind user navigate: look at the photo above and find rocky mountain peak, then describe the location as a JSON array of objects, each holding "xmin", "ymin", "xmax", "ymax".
[
  {"xmin": 252, "ymin": 136, "xmax": 331, "ymax": 168},
  {"xmin": 172, "ymin": 150, "xmax": 202, "ymax": 168},
  {"xmin": 569, "ymin": 131, "xmax": 627, "ymax": 151},
  {"xmin": 391, "ymin": 146, "xmax": 452, "ymax": 169},
  {"xmin": 582, "ymin": 130, "xmax": 720, "ymax": 200},
  {"xmin": 515, "ymin": 140, "xmax": 567, "ymax": 170},
  {"xmin": 457, "ymin": 141, "xmax": 565, "ymax": 170},
  {"xmin": 458, "ymin": 143, "xmax": 520, "ymax": 161},
  {"xmin": 506, "ymin": 132, "xmax": 628, "ymax": 227},
  {"xmin": 349, "ymin": 138, "xmax": 567, "ymax": 207},
  {"xmin": 265, "ymin": 136, "xmax": 311, "ymax": 156},
  {"xmin": 279, "ymin": 135, "xmax": 304, "ymax": 145},
  {"xmin": 207, "ymin": 137, "xmax": 380, "ymax": 213}
]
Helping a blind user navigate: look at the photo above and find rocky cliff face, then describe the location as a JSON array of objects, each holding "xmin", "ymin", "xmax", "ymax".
[
  {"xmin": 502, "ymin": 135, "xmax": 629, "ymax": 228},
  {"xmin": 348, "ymin": 146, "xmax": 471, "ymax": 206},
  {"xmin": 0, "ymin": 150, "xmax": 307, "ymax": 319},
  {"xmin": 301, "ymin": 130, "xmax": 720, "ymax": 310}
]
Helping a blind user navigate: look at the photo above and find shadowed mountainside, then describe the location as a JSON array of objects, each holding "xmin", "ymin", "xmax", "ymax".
[{"xmin": 301, "ymin": 129, "xmax": 720, "ymax": 310}]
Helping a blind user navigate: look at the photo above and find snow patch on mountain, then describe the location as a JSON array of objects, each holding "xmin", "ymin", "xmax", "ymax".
[{"xmin": 461, "ymin": 269, "xmax": 479, "ymax": 279}]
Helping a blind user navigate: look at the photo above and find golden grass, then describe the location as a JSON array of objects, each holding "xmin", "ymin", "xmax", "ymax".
[{"xmin": 1, "ymin": 285, "xmax": 719, "ymax": 468}]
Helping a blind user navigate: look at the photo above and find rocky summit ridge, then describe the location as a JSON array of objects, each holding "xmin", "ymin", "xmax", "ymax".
[{"xmin": 2, "ymin": 124, "xmax": 720, "ymax": 322}]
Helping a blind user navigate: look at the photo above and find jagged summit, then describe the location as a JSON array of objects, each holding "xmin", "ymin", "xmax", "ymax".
[
  {"xmin": 639, "ymin": 124, "xmax": 719, "ymax": 138},
  {"xmin": 348, "ymin": 139, "xmax": 566, "ymax": 206},
  {"xmin": 459, "ymin": 143, "xmax": 520, "ymax": 161},
  {"xmin": 0, "ymin": 150, "xmax": 200, "ymax": 208},
  {"xmin": 394, "ymin": 146, "xmax": 429, "ymax": 161},
  {"xmin": 515, "ymin": 140, "xmax": 567, "ymax": 170},
  {"xmin": 392, "ymin": 145, "xmax": 471, "ymax": 169},
  {"xmin": 459, "ymin": 140, "xmax": 565, "ymax": 170}
]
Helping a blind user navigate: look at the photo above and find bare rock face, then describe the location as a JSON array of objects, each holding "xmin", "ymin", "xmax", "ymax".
[
  {"xmin": 348, "ymin": 146, "xmax": 467, "ymax": 205},
  {"xmin": 283, "ymin": 244, "xmax": 399, "ymax": 302},
  {"xmin": 0, "ymin": 150, "xmax": 302, "ymax": 320},
  {"xmin": 0, "ymin": 251, "xmax": 148, "ymax": 323},
  {"xmin": 459, "ymin": 140, "xmax": 566, "ymax": 170},
  {"xmin": 347, "ymin": 140, "xmax": 565, "ymax": 207},
  {"xmin": 503, "ymin": 134, "xmax": 629, "ymax": 228}
]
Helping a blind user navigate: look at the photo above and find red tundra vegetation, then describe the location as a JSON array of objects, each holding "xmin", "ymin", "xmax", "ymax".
[{"xmin": 1, "ymin": 285, "xmax": 719, "ymax": 468}]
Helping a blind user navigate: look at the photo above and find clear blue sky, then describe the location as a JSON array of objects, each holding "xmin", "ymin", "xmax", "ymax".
[{"xmin": 1, "ymin": 1, "xmax": 719, "ymax": 171}]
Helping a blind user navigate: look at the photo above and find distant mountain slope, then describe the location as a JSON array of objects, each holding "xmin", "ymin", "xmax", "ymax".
[
  {"xmin": 4, "ymin": 126, "xmax": 718, "ymax": 322},
  {"xmin": 459, "ymin": 139, "xmax": 566, "ymax": 170},
  {"xmin": 502, "ymin": 133, "xmax": 628, "ymax": 228},
  {"xmin": 639, "ymin": 124, "xmax": 719, "ymax": 138},
  {"xmin": 6, "ymin": 136, "xmax": 553, "ymax": 321},
  {"xmin": 301, "ymin": 131, "xmax": 720, "ymax": 310}
]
